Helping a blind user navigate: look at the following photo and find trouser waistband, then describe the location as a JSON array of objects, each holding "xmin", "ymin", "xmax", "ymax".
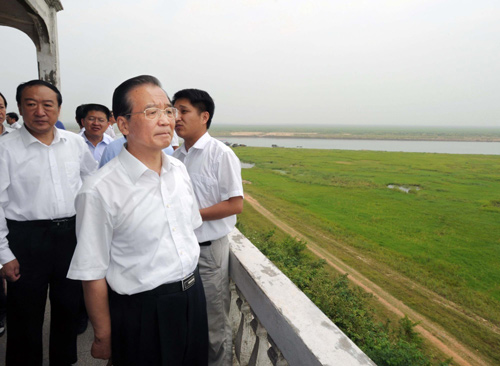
[
  {"xmin": 113, "ymin": 267, "xmax": 199, "ymax": 299},
  {"xmin": 6, "ymin": 216, "xmax": 76, "ymax": 229}
]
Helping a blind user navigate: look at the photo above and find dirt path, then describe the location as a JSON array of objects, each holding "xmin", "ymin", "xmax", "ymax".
[{"xmin": 244, "ymin": 194, "xmax": 490, "ymax": 366}]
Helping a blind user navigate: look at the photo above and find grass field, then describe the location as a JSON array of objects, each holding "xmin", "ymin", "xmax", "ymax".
[{"xmin": 233, "ymin": 147, "xmax": 500, "ymax": 364}]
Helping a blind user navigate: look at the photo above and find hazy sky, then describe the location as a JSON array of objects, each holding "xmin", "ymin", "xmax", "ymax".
[{"xmin": 2, "ymin": 0, "xmax": 499, "ymax": 128}]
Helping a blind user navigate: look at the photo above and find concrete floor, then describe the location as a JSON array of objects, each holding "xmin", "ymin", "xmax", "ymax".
[{"xmin": 0, "ymin": 300, "xmax": 109, "ymax": 365}]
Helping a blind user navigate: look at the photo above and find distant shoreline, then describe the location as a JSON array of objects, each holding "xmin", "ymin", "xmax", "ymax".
[{"xmin": 211, "ymin": 131, "xmax": 500, "ymax": 142}]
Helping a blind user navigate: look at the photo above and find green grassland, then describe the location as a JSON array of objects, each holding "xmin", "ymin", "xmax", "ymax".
[
  {"xmin": 233, "ymin": 147, "xmax": 500, "ymax": 364},
  {"xmin": 211, "ymin": 124, "xmax": 500, "ymax": 141}
]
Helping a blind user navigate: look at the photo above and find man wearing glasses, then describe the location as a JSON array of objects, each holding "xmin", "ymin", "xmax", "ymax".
[
  {"xmin": 0, "ymin": 80, "xmax": 97, "ymax": 365},
  {"xmin": 68, "ymin": 75, "xmax": 208, "ymax": 365},
  {"xmin": 79, "ymin": 103, "xmax": 114, "ymax": 163}
]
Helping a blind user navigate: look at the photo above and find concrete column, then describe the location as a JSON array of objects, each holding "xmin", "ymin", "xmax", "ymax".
[{"xmin": 0, "ymin": 0, "xmax": 63, "ymax": 88}]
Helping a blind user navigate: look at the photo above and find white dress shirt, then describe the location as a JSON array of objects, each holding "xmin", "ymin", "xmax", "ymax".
[
  {"xmin": 0, "ymin": 125, "xmax": 98, "ymax": 264},
  {"xmin": 173, "ymin": 132, "xmax": 244, "ymax": 243},
  {"xmin": 67, "ymin": 147, "xmax": 202, "ymax": 295},
  {"xmin": 104, "ymin": 124, "xmax": 116, "ymax": 139},
  {"xmin": 81, "ymin": 132, "xmax": 114, "ymax": 163},
  {"xmin": 3, "ymin": 121, "xmax": 22, "ymax": 133},
  {"xmin": 171, "ymin": 130, "xmax": 179, "ymax": 148}
]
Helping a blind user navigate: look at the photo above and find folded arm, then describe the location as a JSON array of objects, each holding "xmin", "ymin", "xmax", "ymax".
[{"xmin": 199, "ymin": 196, "xmax": 243, "ymax": 221}]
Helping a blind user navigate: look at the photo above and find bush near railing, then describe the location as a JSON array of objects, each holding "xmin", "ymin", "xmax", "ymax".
[
  {"xmin": 236, "ymin": 223, "xmax": 452, "ymax": 366},
  {"xmin": 229, "ymin": 228, "xmax": 375, "ymax": 366}
]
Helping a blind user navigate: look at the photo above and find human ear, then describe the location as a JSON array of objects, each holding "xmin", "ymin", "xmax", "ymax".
[{"xmin": 117, "ymin": 116, "xmax": 129, "ymax": 136}]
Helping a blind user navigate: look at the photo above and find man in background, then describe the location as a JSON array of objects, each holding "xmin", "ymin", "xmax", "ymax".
[
  {"xmin": 79, "ymin": 104, "xmax": 113, "ymax": 163},
  {"xmin": 75, "ymin": 104, "xmax": 86, "ymax": 132},
  {"xmin": 0, "ymin": 79, "xmax": 97, "ymax": 365},
  {"xmin": 173, "ymin": 88, "xmax": 243, "ymax": 366},
  {"xmin": 104, "ymin": 111, "xmax": 117, "ymax": 139},
  {"xmin": 4, "ymin": 113, "xmax": 21, "ymax": 133},
  {"xmin": 0, "ymin": 93, "xmax": 7, "ymax": 136}
]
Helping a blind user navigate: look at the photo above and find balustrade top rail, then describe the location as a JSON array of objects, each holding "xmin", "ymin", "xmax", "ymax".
[{"xmin": 228, "ymin": 228, "xmax": 375, "ymax": 366}]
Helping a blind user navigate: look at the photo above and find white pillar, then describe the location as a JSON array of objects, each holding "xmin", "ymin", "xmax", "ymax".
[{"xmin": 0, "ymin": 0, "xmax": 63, "ymax": 88}]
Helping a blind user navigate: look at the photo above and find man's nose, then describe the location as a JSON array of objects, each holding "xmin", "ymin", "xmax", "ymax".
[
  {"xmin": 158, "ymin": 112, "xmax": 169, "ymax": 125},
  {"xmin": 34, "ymin": 104, "xmax": 45, "ymax": 115}
]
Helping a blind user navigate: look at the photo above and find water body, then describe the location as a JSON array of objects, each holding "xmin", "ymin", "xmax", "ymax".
[{"xmin": 220, "ymin": 137, "xmax": 500, "ymax": 155}]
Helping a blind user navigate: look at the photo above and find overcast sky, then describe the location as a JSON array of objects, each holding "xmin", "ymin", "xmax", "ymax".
[{"xmin": 2, "ymin": 0, "xmax": 499, "ymax": 129}]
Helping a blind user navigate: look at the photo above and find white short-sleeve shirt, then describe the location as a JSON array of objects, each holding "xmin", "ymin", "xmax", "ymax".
[
  {"xmin": 0, "ymin": 125, "xmax": 98, "ymax": 264},
  {"xmin": 173, "ymin": 132, "xmax": 244, "ymax": 242},
  {"xmin": 67, "ymin": 147, "xmax": 202, "ymax": 295}
]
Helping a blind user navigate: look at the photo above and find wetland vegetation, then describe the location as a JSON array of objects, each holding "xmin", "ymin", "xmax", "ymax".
[{"xmin": 234, "ymin": 146, "xmax": 500, "ymax": 365}]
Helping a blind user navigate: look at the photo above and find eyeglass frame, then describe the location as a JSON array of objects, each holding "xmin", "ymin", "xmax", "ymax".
[{"xmin": 125, "ymin": 107, "xmax": 178, "ymax": 120}]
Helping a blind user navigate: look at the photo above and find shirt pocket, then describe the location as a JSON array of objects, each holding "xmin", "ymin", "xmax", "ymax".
[{"xmin": 190, "ymin": 173, "xmax": 218, "ymax": 207}]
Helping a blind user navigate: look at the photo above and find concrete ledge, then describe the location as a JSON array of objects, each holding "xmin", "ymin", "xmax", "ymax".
[{"xmin": 229, "ymin": 228, "xmax": 375, "ymax": 366}]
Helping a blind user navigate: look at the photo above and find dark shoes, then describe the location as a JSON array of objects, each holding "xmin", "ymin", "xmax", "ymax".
[{"xmin": 0, "ymin": 319, "xmax": 5, "ymax": 337}]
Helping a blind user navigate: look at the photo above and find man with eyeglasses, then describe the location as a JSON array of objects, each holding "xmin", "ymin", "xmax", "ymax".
[
  {"xmin": 0, "ymin": 79, "xmax": 97, "ymax": 365},
  {"xmin": 68, "ymin": 75, "xmax": 208, "ymax": 366},
  {"xmin": 79, "ymin": 104, "xmax": 114, "ymax": 163}
]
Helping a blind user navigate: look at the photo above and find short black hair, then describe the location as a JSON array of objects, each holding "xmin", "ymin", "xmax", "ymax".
[
  {"xmin": 172, "ymin": 89, "xmax": 215, "ymax": 129},
  {"xmin": 6, "ymin": 112, "xmax": 19, "ymax": 121},
  {"xmin": 75, "ymin": 104, "xmax": 87, "ymax": 128},
  {"xmin": 113, "ymin": 75, "xmax": 164, "ymax": 118},
  {"xmin": 0, "ymin": 92, "xmax": 6, "ymax": 107},
  {"xmin": 16, "ymin": 80, "xmax": 62, "ymax": 106},
  {"xmin": 82, "ymin": 104, "xmax": 111, "ymax": 120}
]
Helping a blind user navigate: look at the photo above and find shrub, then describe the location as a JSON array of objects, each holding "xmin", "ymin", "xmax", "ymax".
[{"xmin": 237, "ymin": 223, "xmax": 451, "ymax": 366}]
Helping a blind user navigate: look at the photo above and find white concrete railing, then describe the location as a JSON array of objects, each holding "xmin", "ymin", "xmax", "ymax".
[{"xmin": 228, "ymin": 228, "xmax": 376, "ymax": 366}]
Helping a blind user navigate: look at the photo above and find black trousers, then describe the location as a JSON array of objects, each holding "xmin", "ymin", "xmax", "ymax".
[
  {"xmin": 109, "ymin": 268, "xmax": 209, "ymax": 366},
  {"xmin": 5, "ymin": 217, "xmax": 81, "ymax": 366},
  {"xmin": 0, "ymin": 278, "xmax": 6, "ymax": 323}
]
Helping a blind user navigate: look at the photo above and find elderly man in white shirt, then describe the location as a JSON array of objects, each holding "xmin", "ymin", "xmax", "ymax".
[
  {"xmin": 0, "ymin": 80, "xmax": 97, "ymax": 365},
  {"xmin": 68, "ymin": 75, "xmax": 208, "ymax": 366},
  {"xmin": 173, "ymin": 89, "xmax": 243, "ymax": 366}
]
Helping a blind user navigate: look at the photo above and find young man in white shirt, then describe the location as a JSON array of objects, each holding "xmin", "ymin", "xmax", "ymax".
[
  {"xmin": 173, "ymin": 89, "xmax": 243, "ymax": 366},
  {"xmin": 68, "ymin": 75, "xmax": 208, "ymax": 365},
  {"xmin": 0, "ymin": 80, "xmax": 97, "ymax": 365}
]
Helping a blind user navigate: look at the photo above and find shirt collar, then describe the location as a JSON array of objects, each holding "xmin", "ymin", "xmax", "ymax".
[
  {"xmin": 192, "ymin": 131, "xmax": 211, "ymax": 149},
  {"xmin": 19, "ymin": 123, "xmax": 66, "ymax": 147},
  {"xmin": 179, "ymin": 131, "xmax": 211, "ymax": 155},
  {"xmin": 118, "ymin": 145, "xmax": 173, "ymax": 184},
  {"xmin": 81, "ymin": 132, "xmax": 112, "ymax": 146}
]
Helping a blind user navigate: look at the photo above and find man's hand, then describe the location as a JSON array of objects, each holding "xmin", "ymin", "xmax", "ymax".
[
  {"xmin": 91, "ymin": 334, "xmax": 112, "ymax": 360},
  {"xmin": 1, "ymin": 259, "xmax": 20, "ymax": 282}
]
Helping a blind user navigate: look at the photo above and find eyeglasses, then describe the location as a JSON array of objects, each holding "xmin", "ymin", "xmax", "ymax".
[
  {"xmin": 126, "ymin": 107, "xmax": 177, "ymax": 120},
  {"xmin": 86, "ymin": 116, "xmax": 108, "ymax": 123}
]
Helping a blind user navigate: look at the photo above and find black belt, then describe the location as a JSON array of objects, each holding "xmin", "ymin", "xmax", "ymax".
[
  {"xmin": 199, "ymin": 241, "xmax": 212, "ymax": 246},
  {"xmin": 6, "ymin": 216, "xmax": 76, "ymax": 229},
  {"xmin": 128, "ymin": 268, "xmax": 199, "ymax": 299}
]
